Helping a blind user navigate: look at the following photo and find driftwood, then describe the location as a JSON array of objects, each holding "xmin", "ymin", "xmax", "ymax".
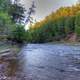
[
  {"xmin": 0, "ymin": 49, "xmax": 11, "ymax": 57},
  {"xmin": 0, "ymin": 49, "xmax": 17, "ymax": 60},
  {"xmin": 0, "ymin": 49, "xmax": 11, "ymax": 54}
]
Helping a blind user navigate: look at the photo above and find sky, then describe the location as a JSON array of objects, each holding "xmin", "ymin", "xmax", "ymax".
[
  {"xmin": 20, "ymin": 0, "xmax": 78, "ymax": 21},
  {"xmin": 19, "ymin": 0, "xmax": 78, "ymax": 30}
]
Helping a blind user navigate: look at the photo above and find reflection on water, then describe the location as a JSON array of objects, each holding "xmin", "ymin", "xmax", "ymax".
[
  {"xmin": 7, "ymin": 59, "xmax": 18, "ymax": 76},
  {"xmin": 19, "ymin": 44, "xmax": 80, "ymax": 80},
  {"xmin": 0, "ymin": 44, "xmax": 80, "ymax": 80}
]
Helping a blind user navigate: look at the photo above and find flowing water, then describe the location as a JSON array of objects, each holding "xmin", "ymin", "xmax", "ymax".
[{"xmin": 0, "ymin": 44, "xmax": 80, "ymax": 80}]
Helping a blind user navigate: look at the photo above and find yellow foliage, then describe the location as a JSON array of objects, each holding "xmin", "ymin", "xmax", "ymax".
[{"xmin": 31, "ymin": 4, "xmax": 80, "ymax": 29}]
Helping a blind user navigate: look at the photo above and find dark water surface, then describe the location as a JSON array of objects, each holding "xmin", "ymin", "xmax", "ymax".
[{"xmin": 0, "ymin": 44, "xmax": 80, "ymax": 80}]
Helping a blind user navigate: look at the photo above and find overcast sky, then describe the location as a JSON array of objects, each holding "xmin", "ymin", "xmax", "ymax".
[{"xmin": 20, "ymin": 0, "xmax": 78, "ymax": 21}]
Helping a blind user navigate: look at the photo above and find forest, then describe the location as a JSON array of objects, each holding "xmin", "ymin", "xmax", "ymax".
[
  {"xmin": 0, "ymin": 0, "xmax": 26, "ymax": 43},
  {"xmin": 0, "ymin": 0, "xmax": 80, "ymax": 43},
  {"xmin": 26, "ymin": 4, "xmax": 80, "ymax": 43}
]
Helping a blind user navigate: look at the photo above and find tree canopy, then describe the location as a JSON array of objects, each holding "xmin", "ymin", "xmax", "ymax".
[{"xmin": 26, "ymin": 4, "xmax": 80, "ymax": 43}]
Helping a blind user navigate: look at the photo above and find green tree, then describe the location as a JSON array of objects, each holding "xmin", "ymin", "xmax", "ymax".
[
  {"xmin": 8, "ymin": 3, "xmax": 25, "ymax": 23},
  {"xmin": 0, "ymin": 11, "xmax": 12, "ymax": 35},
  {"xmin": 11, "ymin": 25, "xmax": 25, "ymax": 43},
  {"xmin": 75, "ymin": 12, "xmax": 80, "ymax": 36},
  {"xmin": 65, "ymin": 16, "xmax": 75, "ymax": 34},
  {"xmin": 0, "ymin": 0, "xmax": 10, "ymax": 12}
]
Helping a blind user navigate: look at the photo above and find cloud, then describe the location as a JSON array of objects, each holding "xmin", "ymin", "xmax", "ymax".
[{"xmin": 20, "ymin": 0, "xmax": 77, "ymax": 21}]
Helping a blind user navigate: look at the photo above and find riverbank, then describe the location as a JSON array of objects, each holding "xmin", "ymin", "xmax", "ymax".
[
  {"xmin": 0, "ymin": 43, "xmax": 21, "ymax": 79},
  {"xmin": 45, "ymin": 41, "xmax": 80, "ymax": 46},
  {"xmin": 0, "ymin": 42, "xmax": 21, "ymax": 58}
]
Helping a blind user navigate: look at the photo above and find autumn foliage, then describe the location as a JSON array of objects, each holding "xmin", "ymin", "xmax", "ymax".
[{"xmin": 26, "ymin": 4, "xmax": 80, "ymax": 43}]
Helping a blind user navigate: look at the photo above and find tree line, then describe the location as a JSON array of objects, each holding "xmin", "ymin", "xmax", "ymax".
[
  {"xmin": 1, "ymin": 1, "xmax": 80, "ymax": 43},
  {"xmin": 26, "ymin": 4, "xmax": 80, "ymax": 43}
]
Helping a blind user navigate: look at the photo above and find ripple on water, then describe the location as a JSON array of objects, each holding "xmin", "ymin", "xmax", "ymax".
[{"xmin": 1, "ymin": 44, "xmax": 80, "ymax": 80}]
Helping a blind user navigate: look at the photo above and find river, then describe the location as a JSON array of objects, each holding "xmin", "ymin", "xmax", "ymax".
[{"xmin": 0, "ymin": 44, "xmax": 80, "ymax": 80}]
